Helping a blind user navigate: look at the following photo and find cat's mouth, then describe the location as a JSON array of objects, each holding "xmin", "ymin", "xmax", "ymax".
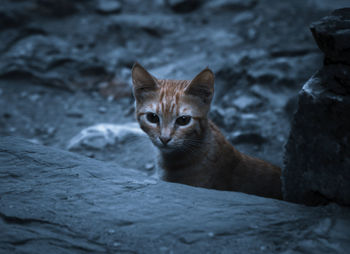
[
  {"xmin": 157, "ymin": 143, "xmax": 173, "ymax": 150},
  {"xmin": 154, "ymin": 141, "xmax": 177, "ymax": 152}
]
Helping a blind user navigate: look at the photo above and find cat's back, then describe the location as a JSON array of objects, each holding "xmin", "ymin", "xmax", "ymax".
[{"xmin": 208, "ymin": 121, "xmax": 283, "ymax": 199}]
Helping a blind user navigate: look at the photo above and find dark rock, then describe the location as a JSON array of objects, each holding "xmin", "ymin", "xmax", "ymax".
[
  {"xmin": 167, "ymin": 0, "xmax": 203, "ymax": 13},
  {"xmin": 283, "ymin": 70, "xmax": 350, "ymax": 206},
  {"xmin": 0, "ymin": 34, "xmax": 110, "ymax": 90},
  {"xmin": 35, "ymin": 0, "xmax": 81, "ymax": 17},
  {"xmin": 247, "ymin": 58, "xmax": 296, "ymax": 87},
  {"xmin": 1, "ymin": 136, "xmax": 350, "ymax": 253},
  {"xmin": 269, "ymin": 47, "xmax": 318, "ymax": 58},
  {"xmin": 96, "ymin": 0, "xmax": 122, "ymax": 14},
  {"xmin": 284, "ymin": 95, "xmax": 298, "ymax": 121},
  {"xmin": 3, "ymin": 113, "xmax": 11, "ymax": 119},
  {"xmin": 0, "ymin": 7, "xmax": 29, "ymax": 31},
  {"xmin": 231, "ymin": 94, "xmax": 265, "ymax": 111},
  {"xmin": 205, "ymin": 0, "xmax": 258, "ymax": 12},
  {"xmin": 310, "ymin": 8, "xmax": 350, "ymax": 65},
  {"xmin": 98, "ymin": 79, "xmax": 132, "ymax": 100},
  {"xmin": 66, "ymin": 110, "xmax": 83, "ymax": 118},
  {"xmin": 319, "ymin": 64, "xmax": 350, "ymax": 94},
  {"xmin": 209, "ymin": 106, "xmax": 239, "ymax": 131},
  {"xmin": 228, "ymin": 131, "xmax": 267, "ymax": 145},
  {"xmin": 284, "ymin": 9, "xmax": 350, "ymax": 206}
]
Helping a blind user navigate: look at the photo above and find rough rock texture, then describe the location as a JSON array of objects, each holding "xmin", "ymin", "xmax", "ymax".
[
  {"xmin": 310, "ymin": 8, "xmax": 350, "ymax": 65},
  {"xmin": 1, "ymin": 137, "xmax": 350, "ymax": 253},
  {"xmin": 67, "ymin": 123, "xmax": 157, "ymax": 173},
  {"xmin": 167, "ymin": 0, "xmax": 203, "ymax": 13},
  {"xmin": 283, "ymin": 8, "xmax": 350, "ymax": 206},
  {"xmin": 1, "ymin": 0, "xmax": 348, "ymax": 170}
]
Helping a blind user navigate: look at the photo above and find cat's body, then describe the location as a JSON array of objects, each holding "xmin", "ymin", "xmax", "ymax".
[{"xmin": 132, "ymin": 63, "xmax": 282, "ymax": 200}]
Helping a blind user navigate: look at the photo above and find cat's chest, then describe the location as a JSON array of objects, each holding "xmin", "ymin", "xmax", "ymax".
[{"xmin": 158, "ymin": 158, "xmax": 218, "ymax": 187}]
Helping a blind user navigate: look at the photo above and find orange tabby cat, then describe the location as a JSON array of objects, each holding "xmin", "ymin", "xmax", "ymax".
[{"xmin": 132, "ymin": 63, "xmax": 282, "ymax": 199}]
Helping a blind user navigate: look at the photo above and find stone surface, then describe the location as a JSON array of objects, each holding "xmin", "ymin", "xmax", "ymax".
[
  {"xmin": 283, "ymin": 8, "xmax": 350, "ymax": 206},
  {"xmin": 67, "ymin": 123, "xmax": 156, "ymax": 172},
  {"xmin": 0, "ymin": 0, "xmax": 349, "ymax": 227},
  {"xmin": 228, "ymin": 131, "xmax": 267, "ymax": 146},
  {"xmin": 96, "ymin": 0, "xmax": 122, "ymax": 14},
  {"xmin": 283, "ymin": 70, "xmax": 350, "ymax": 206},
  {"xmin": 0, "ymin": 34, "xmax": 110, "ymax": 90},
  {"xmin": 205, "ymin": 0, "xmax": 258, "ymax": 12},
  {"xmin": 310, "ymin": 8, "xmax": 350, "ymax": 65},
  {"xmin": 0, "ymin": 0, "xmax": 340, "ymax": 173},
  {"xmin": 1, "ymin": 136, "xmax": 350, "ymax": 253},
  {"xmin": 167, "ymin": 0, "xmax": 203, "ymax": 13}
]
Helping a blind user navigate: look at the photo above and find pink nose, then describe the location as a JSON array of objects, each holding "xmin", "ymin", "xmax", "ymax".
[{"xmin": 159, "ymin": 136, "xmax": 171, "ymax": 145}]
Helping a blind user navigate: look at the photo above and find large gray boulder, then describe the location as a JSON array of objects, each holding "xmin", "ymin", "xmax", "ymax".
[
  {"xmin": 1, "ymin": 136, "xmax": 350, "ymax": 253},
  {"xmin": 283, "ymin": 8, "xmax": 350, "ymax": 206}
]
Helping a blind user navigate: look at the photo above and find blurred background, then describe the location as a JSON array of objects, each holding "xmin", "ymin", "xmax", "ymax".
[{"xmin": 0, "ymin": 0, "xmax": 348, "ymax": 173}]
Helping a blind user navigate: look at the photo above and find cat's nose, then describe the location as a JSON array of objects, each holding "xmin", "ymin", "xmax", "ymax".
[{"xmin": 159, "ymin": 136, "xmax": 171, "ymax": 145}]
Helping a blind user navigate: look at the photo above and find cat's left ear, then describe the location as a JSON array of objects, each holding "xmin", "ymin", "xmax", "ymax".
[
  {"xmin": 185, "ymin": 67, "xmax": 214, "ymax": 104},
  {"xmin": 132, "ymin": 62, "xmax": 159, "ymax": 102}
]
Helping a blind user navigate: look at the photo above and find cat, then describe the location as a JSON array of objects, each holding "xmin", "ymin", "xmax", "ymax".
[{"xmin": 131, "ymin": 63, "xmax": 282, "ymax": 200}]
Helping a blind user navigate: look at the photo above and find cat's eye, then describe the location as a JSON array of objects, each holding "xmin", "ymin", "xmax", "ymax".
[
  {"xmin": 146, "ymin": 112, "xmax": 159, "ymax": 124},
  {"xmin": 176, "ymin": 116, "xmax": 191, "ymax": 126}
]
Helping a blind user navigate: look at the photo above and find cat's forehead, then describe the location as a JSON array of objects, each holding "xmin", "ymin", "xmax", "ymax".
[
  {"xmin": 140, "ymin": 79, "xmax": 200, "ymax": 116},
  {"xmin": 157, "ymin": 79, "xmax": 193, "ymax": 115},
  {"xmin": 143, "ymin": 101, "xmax": 193, "ymax": 116},
  {"xmin": 157, "ymin": 79, "xmax": 190, "ymax": 92}
]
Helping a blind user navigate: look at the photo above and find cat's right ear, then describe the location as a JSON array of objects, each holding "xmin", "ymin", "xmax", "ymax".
[
  {"xmin": 185, "ymin": 67, "xmax": 214, "ymax": 104},
  {"xmin": 132, "ymin": 63, "xmax": 158, "ymax": 102}
]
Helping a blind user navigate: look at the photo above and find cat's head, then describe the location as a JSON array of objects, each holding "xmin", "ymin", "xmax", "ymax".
[{"xmin": 131, "ymin": 63, "xmax": 214, "ymax": 152}]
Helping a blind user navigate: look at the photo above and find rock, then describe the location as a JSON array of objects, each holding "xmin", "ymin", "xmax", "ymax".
[
  {"xmin": 98, "ymin": 106, "xmax": 107, "ymax": 113},
  {"xmin": 231, "ymin": 11, "xmax": 255, "ymax": 24},
  {"xmin": 96, "ymin": 0, "xmax": 122, "ymax": 14},
  {"xmin": 228, "ymin": 131, "xmax": 267, "ymax": 145},
  {"xmin": 250, "ymin": 84, "xmax": 290, "ymax": 109},
  {"xmin": 318, "ymin": 64, "xmax": 350, "ymax": 94},
  {"xmin": 0, "ymin": 34, "xmax": 110, "ymax": 91},
  {"xmin": 283, "ymin": 70, "xmax": 350, "ymax": 206},
  {"xmin": 205, "ymin": 0, "xmax": 258, "ymax": 12},
  {"xmin": 166, "ymin": 0, "xmax": 203, "ymax": 13},
  {"xmin": 0, "ymin": 5, "xmax": 29, "ymax": 30},
  {"xmin": 209, "ymin": 106, "xmax": 239, "ymax": 131},
  {"xmin": 284, "ymin": 95, "xmax": 298, "ymax": 121},
  {"xmin": 310, "ymin": 8, "xmax": 350, "ymax": 65},
  {"xmin": 65, "ymin": 109, "xmax": 83, "ymax": 118},
  {"xmin": 231, "ymin": 94, "xmax": 265, "ymax": 111},
  {"xmin": 68, "ymin": 123, "xmax": 144, "ymax": 150},
  {"xmin": 247, "ymin": 58, "xmax": 295, "ymax": 87},
  {"xmin": 283, "ymin": 9, "xmax": 350, "ymax": 206},
  {"xmin": 98, "ymin": 79, "xmax": 132, "ymax": 100},
  {"xmin": 67, "ymin": 123, "xmax": 156, "ymax": 171},
  {"xmin": 107, "ymin": 14, "xmax": 177, "ymax": 40},
  {"xmin": 35, "ymin": 0, "xmax": 81, "ymax": 17},
  {"xmin": 3, "ymin": 112, "xmax": 11, "ymax": 119},
  {"xmin": 28, "ymin": 94, "xmax": 40, "ymax": 102},
  {"xmin": 1, "ymin": 136, "xmax": 350, "ymax": 253}
]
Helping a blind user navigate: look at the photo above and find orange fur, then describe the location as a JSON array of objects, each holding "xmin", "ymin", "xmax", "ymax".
[{"xmin": 132, "ymin": 63, "xmax": 282, "ymax": 200}]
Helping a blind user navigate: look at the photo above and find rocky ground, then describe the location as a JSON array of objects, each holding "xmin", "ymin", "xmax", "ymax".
[
  {"xmin": 1, "ymin": 0, "xmax": 350, "ymax": 253},
  {"xmin": 1, "ymin": 0, "xmax": 348, "ymax": 170},
  {"xmin": 1, "ymin": 137, "xmax": 350, "ymax": 254}
]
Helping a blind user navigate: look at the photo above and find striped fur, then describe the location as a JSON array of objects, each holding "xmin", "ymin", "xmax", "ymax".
[{"xmin": 132, "ymin": 63, "xmax": 283, "ymax": 200}]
